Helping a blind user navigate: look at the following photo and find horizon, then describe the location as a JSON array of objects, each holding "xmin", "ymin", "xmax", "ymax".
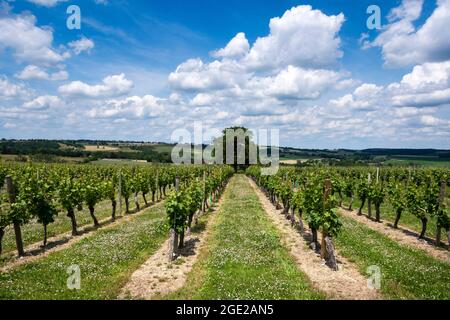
[
  {"xmin": 0, "ymin": 0, "xmax": 449, "ymax": 149},
  {"xmin": 1, "ymin": 137, "xmax": 450, "ymax": 152}
]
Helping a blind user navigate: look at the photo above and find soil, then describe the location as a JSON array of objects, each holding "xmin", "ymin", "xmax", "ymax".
[
  {"xmin": 339, "ymin": 208, "xmax": 450, "ymax": 264},
  {"xmin": 248, "ymin": 177, "xmax": 380, "ymax": 300},
  {"xmin": 0, "ymin": 200, "xmax": 165, "ymax": 273},
  {"xmin": 118, "ymin": 191, "xmax": 226, "ymax": 300}
]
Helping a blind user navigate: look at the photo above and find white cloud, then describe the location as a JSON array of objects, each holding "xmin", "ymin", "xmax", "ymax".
[
  {"xmin": 243, "ymin": 5, "xmax": 344, "ymax": 70},
  {"xmin": 3, "ymin": 122, "xmax": 17, "ymax": 129},
  {"xmin": 15, "ymin": 65, "xmax": 69, "ymax": 81},
  {"xmin": 391, "ymin": 88, "xmax": 450, "ymax": 107},
  {"xmin": 169, "ymin": 58, "xmax": 245, "ymax": 91},
  {"xmin": 26, "ymin": 0, "xmax": 68, "ymax": 7},
  {"xmin": 248, "ymin": 66, "xmax": 343, "ymax": 100},
  {"xmin": 389, "ymin": 61, "xmax": 450, "ymax": 107},
  {"xmin": 211, "ymin": 32, "xmax": 249, "ymax": 59},
  {"xmin": 23, "ymin": 95, "xmax": 62, "ymax": 110},
  {"xmin": 169, "ymin": 4, "xmax": 348, "ymax": 108},
  {"xmin": 68, "ymin": 37, "xmax": 95, "ymax": 55},
  {"xmin": 0, "ymin": 76, "xmax": 32, "ymax": 100},
  {"xmin": 58, "ymin": 73, "xmax": 133, "ymax": 98},
  {"xmin": 329, "ymin": 83, "xmax": 384, "ymax": 111},
  {"xmin": 0, "ymin": 12, "xmax": 67, "ymax": 65},
  {"xmin": 190, "ymin": 93, "xmax": 215, "ymax": 106},
  {"xmin": 369, "ymin": 0, "xmax": 450, "ymax": 67},
  {"xmin": 420, "ymin": 115, "xmax": 450, "ymax": 126},
  {"xmin": 86, "ymin": 95, "xmax": 164, "ymax": 119}
]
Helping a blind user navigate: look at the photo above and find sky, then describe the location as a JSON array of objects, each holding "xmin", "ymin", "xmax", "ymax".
[{"xmin": 0, "ymin": 0, "xmax": 449, "ymax": 149}]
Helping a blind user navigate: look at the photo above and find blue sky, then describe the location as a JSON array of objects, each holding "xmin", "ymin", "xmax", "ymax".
[{"xmin": 0, "ymin": 0, "xmax": 449, "ymax": 149}]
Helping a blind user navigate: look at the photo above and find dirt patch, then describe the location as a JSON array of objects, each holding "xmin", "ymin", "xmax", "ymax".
[
  {"xmin": 84, "ymin": 145, "xmax": 119, "ymax": 152},
  {"xmin": 118, "ymin": 191, "xmax": 226, "ymax": 300},
  {"xmin": 339, "ymin": 208, "xmax": 450, "ymax": 264},
  {"xmin": 248, "ymin": 177, "xmax": 380, "ymax": 300},
  {"xmin": 0, "ymin": 201, "xmax": 165, "ymax": 273}
]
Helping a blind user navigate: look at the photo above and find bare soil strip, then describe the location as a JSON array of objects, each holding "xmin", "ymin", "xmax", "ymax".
[
  {"xmin": 119, "ymin": 192, "xmax": 226, "ymax": 300},
  {"xmin": 0, "ymin": 200, "xmax": 165, "ymax": 273},
  {"xmin": 339, "ymin": 208, "xmax": 450, "ymax": 264},
  {"xmin": 248, "ymin": 177, "xmax": 380, "ymax": 300}
]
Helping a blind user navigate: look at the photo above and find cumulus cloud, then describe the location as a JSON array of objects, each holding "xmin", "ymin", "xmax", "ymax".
[
  {"xmin": 0, "ymin": 76, "xmax": 32, "ymax": 100},
  {"xmin": 26, "ymin": 0, "xmax": 68, "ymax": 7},
  {"xmin": 23, "ymin": 95, "xmax": 62, "ymax": 110},
  {"xmin": 0, "ymin": 12, "xmax": 68, "ymax": 65},
  {"xmin": 169, "ymin": 58, "xmax": 246, "ymax": 91},
  {"xmin": 243, "ymin": 5, "xmax": 344, "ymax": 70},
  {"xmin": 86, "ymin": 95, "xmax": 164, "ymax": 119},
  {"xmin": 58, "ymin": 73, "xmax": 133, "ymax": 98},
  {"xmin": 211, "ymin": 33, "xmax": 249, "ymax": 59},
  {"xmin": 169, "ymin": 4, "xmax": 348, "ymax": 108},
  {"xmin": 389, "ymin": 61, "xmax": 450, "ymax": 107},
  {"xmin": 68, "ymin": 37, "xmax": 95, "ymax": 55},
  {"xmin": 368, "ymin": 0, "xmax": 450, "ymax": 67},
  {"xmin": 190, "ymin": 93, "xmax": 216, "ymax": 107},
  {"xmin": 329, "ymin": 83, "xmax": 384, "ymax": 111},
  {"xmin": 248, "ymin": 66, "xmax": 343, "ymax": 100},
  {"xmin": 15, "ymin": 65, "xmax": 68, "ymax": 81},
  {"xmin": 420, "ymin": 115, "xmax": 450, "ymax": 126}
]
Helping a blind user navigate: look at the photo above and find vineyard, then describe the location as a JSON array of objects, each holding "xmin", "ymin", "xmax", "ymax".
[{"xmin": 0, "ymin": 162, "xmax": 449, "ymax": 300}]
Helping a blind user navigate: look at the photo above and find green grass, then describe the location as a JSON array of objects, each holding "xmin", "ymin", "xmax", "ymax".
[
  {"xmin": 167, "ymin": 175, "xmax": 323, "ymax": 300},
  {"xmin": 384, "ymin": 158, "xmax": 450, "ymax": 167},
  {"xmin": 335, "ymin": 215, "xmax": 450, "ymax": 300},
  {"xmin": 1, "ymin": 193, "xmax": 152, "ymax": 263},
  {"xmin": 0, "ymin": 202, "xmax": 169, "ymax": 300}
]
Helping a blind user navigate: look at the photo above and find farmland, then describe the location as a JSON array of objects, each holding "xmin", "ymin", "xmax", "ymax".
[{"xmin": 0, "ymin": 160, "xmax": 449, "ymax": 300}]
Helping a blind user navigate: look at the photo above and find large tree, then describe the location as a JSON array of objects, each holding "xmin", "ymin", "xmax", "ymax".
[{"xmin": 214, "ymin": 127, "xmax": 257, "ymax": 172}]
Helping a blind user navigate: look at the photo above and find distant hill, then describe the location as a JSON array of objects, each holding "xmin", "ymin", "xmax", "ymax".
[{"xmin": 1, "ymin": 139, "xmax": 449, "ymax": 166}]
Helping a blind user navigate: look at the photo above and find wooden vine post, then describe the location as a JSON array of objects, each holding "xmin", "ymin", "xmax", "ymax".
[
  {"xmin": 168, "ymin": 177, "xmax": 180, "ymax": 261},
  {"xmin": 321, "ymin": 179, "xmax": 338, "ymax": 271},
  {"xmin": 367, "ymin": 173, "xmax": 372, "ymax": 218},
  {"xmin": 6, "ymin": 176, "xmax": 25, "ymax": 257},
  {"xmin": 202, "ymin": 171, "xmax": 206, "ymax": 214},
  {"xmin": 118, "ymin": 170, "xmax": 122, "ymax": 217},
  {"xmin": 436, "ymin": 180, "xmax": 446, "ymax": 246},
  {"xmin": 156, "ymin": 173, "xmax": 159, "ymax": 201},
  {"xmin": 320, "ymin": 179, "xmax": 332, "ymax": 260}
]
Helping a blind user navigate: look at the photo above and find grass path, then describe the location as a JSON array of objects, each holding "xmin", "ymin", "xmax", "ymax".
[
  {"xmin": 0, "ymin": 201, "xmax": 168, "ymax": 300},
  {"xmin": 120, "ymin": 187, "xmax": 226, "ymax": 300},
  {"xmin": 166, "ymin": 175, "xmax": 323, "ymax": 300},
  {"xmin": 341, "ymin": 196, "xmax": 441, "ymax": 239},
  {"xmin": 335, "ymin": 215, "xmax": 450, "ymax": 299},
  {"xmin": 248, "ymin": 177, "xmax": 380, "ymax": 300},
  {"xmin": 338, "ymin": 208, "xmax": 450, "ymax": 264}
]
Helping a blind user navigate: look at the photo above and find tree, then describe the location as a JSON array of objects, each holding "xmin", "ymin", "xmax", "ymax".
[{"xmin": 216, "ymin": 127, "xmax": 256, "ymax": 172}]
